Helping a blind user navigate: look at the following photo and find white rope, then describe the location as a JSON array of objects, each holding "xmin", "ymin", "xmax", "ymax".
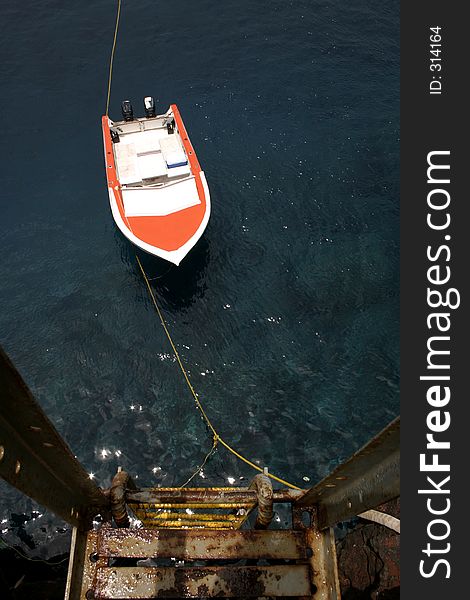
[{"xmin": 358, "ymin": 509, "xmax": 400, "ymax": 533}]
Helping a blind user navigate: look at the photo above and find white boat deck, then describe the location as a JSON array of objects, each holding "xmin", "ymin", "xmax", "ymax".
[
  {"xmin": 113, "ymin": 124, "xmax": 199, "ymax": 217},
  {"xmin": 122, "ymin": 179, "xmax": 200, "ymax": 217}
]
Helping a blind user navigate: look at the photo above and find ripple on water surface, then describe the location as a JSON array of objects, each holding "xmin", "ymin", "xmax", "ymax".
[{"xmin": 0, "ymin": 0, "xmax": 398, "ymax": 554}]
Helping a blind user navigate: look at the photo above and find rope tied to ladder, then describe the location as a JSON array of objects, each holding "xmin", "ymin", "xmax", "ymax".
[{"xmin": 136, "ymin": 256, "xmax": 301, "ymax": 491}]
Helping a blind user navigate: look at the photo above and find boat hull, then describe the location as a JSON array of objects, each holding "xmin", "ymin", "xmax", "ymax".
[{"xmin": 102, "ymin": 105, "xmax": 210, "ymax": 266}]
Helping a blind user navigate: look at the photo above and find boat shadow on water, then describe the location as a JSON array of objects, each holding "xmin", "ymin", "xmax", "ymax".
[{"xmin": 116, "ymin": 231, "xmax": 210, "ymax": 310}]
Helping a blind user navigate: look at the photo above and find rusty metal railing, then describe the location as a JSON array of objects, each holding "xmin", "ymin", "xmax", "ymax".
[{"xmin": 0, "ymin": 347, "xmax": 109, "ymax": 529}]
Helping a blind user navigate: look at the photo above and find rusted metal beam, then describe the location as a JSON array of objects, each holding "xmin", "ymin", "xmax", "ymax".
[
  {"xmin": 306, "ymin": 526, "xmax": 340, "ymax": 600},
  {"xmin": 65, "ymin": 529, "xmax": 98, "ymax": 600},
  {"xmin": 296, "ymin": 417, "xmax": 399, "ymax": 529},
  {"xmin": 94, "ymin": 565, "xmax": 311, "ymax": 598},
  {"xmin": 130, "ymin": 501, "xmax": 251, "ymax": 509},
  {"xmin": 126, "ymin": 487, "xmax": 304, "ymax": 505},
  {"xmin": 97, "ymin": 527, "xmax": 307, "ymax": 560},
  {"xmin": 0, "ymin": 347, "xmax": 109, "ymax": 528},
  {"xmin": 292, "ymin": 507, "xmax": 341, "ymax": 600}
]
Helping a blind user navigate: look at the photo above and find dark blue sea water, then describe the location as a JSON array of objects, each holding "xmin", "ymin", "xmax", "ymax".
[{"xmin": 0, "ymin": 0, "xmax": 399, "ymax": 556}]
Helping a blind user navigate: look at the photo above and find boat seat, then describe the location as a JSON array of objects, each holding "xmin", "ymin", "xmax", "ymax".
[
  {"xmin": 159, "ymin": 135, "xmax": 188, "ymax": 168},
  {"xmin": 123, "ymin": 177, "xmax": 201, "ymax": 217},
  {"xmin": 115, "ymin": 131, "xmax": 192, "ymax": 184},
  {"xmin": 114, "ymin": 142, "xmax": 141, "ymax": 185},
  {"xmin": 167, "ymin": 164, "xmax": 191, "ymax": 178},
  {"xmin": 115, "ymin": 138, "xmax": 170, "ymax": 183},
  {"xmin": 134, "ymin": 130, "xmax": 165, "ymax": 155},
  {"xmin": 136, "ymin": 151, "xmax": 168, "ymax": 180},
  {"xmin": 134, "ymin": 130, "xmax": 170, "ymax": 180}
]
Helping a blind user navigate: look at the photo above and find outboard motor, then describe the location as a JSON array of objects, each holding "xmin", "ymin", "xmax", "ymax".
[
  {"xmin": 121, "ymin": 100, "xmax": 134, "ymax": 121},
  {"xmin": 144, "ymin": 96, "xmax": 156, "ymax": 118}
]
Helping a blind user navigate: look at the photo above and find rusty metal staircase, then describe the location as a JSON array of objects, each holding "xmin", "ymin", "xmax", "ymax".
[
  {"xmin": 1, "ymin": 346, "xmax": 399, "ymax": 600},
  {"xmin": 64, "ymin": 469, "xmax": 333, "ymax": 598},
  {"xmin": 67, "ymin": 489, "xmax": 334, "ymax": 599},
  {"xmin": 73, "ymin": 527, "xmax": 315, "ymax": 599}
]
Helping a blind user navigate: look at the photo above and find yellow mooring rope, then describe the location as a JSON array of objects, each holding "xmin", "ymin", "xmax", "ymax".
[
  {"xmin": 105, "ymin": 0, "xmax": 122, "ymax": 116},
  {"xmin": 136, "ymin": 256, "xmax": 302, "ymax": 491},
  {"xmin": 103, "ymin": 0, "xmax": 301, "ymax": 491}
]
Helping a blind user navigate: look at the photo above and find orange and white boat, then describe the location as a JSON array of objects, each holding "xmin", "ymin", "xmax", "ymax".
[{"xmin": 101, "ymin": 98, "xmax": 210, "ymax": 265}]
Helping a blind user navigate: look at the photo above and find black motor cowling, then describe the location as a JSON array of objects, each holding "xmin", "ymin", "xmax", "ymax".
[
  {"xmin": 121, "ymin": 100, "xmax": 134, "ymax": 121},
  {"xmin": 144, "ymin": 96, "xmax": 156, "ymax": 118}
]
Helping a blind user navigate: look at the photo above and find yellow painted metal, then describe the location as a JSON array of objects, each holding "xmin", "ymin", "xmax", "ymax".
[
  {"xmin": 137, "ymin": 512, "xmax": 239, "ymax": 522},
  {"xmin": 132, "ymin": 512, "xmax": 247, "ymax": 529},
  {"xmin": 128, "ymin": 487, "xmax": 256, "ymax": 530},
  {"xmin": 137, "ymin": 519, "xmax": 238, "ymax": 529}
]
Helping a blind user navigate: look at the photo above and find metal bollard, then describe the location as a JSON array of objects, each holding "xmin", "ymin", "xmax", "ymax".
[
  {"xmin": 249, "ymin": 474, "xmax": 274, "ymax": 529},
  {"xmin": 110, "ymin": 468, "xmax": 134, "ymax": 528}
]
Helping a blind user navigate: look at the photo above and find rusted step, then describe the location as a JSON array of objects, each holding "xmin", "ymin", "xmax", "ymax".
[
  {"xmin": 126, "ymin": 486, "xmax": 304, "ymax": 531},
  {"xmin": 66, "ymin": 524, "xmax": 337, "ymax": 599},
  {"xmin": 127, "ymin": 488, "xmax": 304, "ymax": 504},
  {"xmin": 127, "ymin": 486, "xmax": 260, "ymax": 530},
  {"xmin": 97, "ymin": 527, "xmax": 307, "ymax": 560},
  {"xmin": 129, "ymin": 508, "xmax": 250, "ymax": 529},
  {"xmin": 94, "ymin": 565, "xmax": 311, "ymax": 599}
]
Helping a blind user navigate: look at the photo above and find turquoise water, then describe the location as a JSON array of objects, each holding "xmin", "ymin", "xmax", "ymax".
[{"xmin": 0, "ymin": 0, "xmax": 399, "ymax": 553}]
